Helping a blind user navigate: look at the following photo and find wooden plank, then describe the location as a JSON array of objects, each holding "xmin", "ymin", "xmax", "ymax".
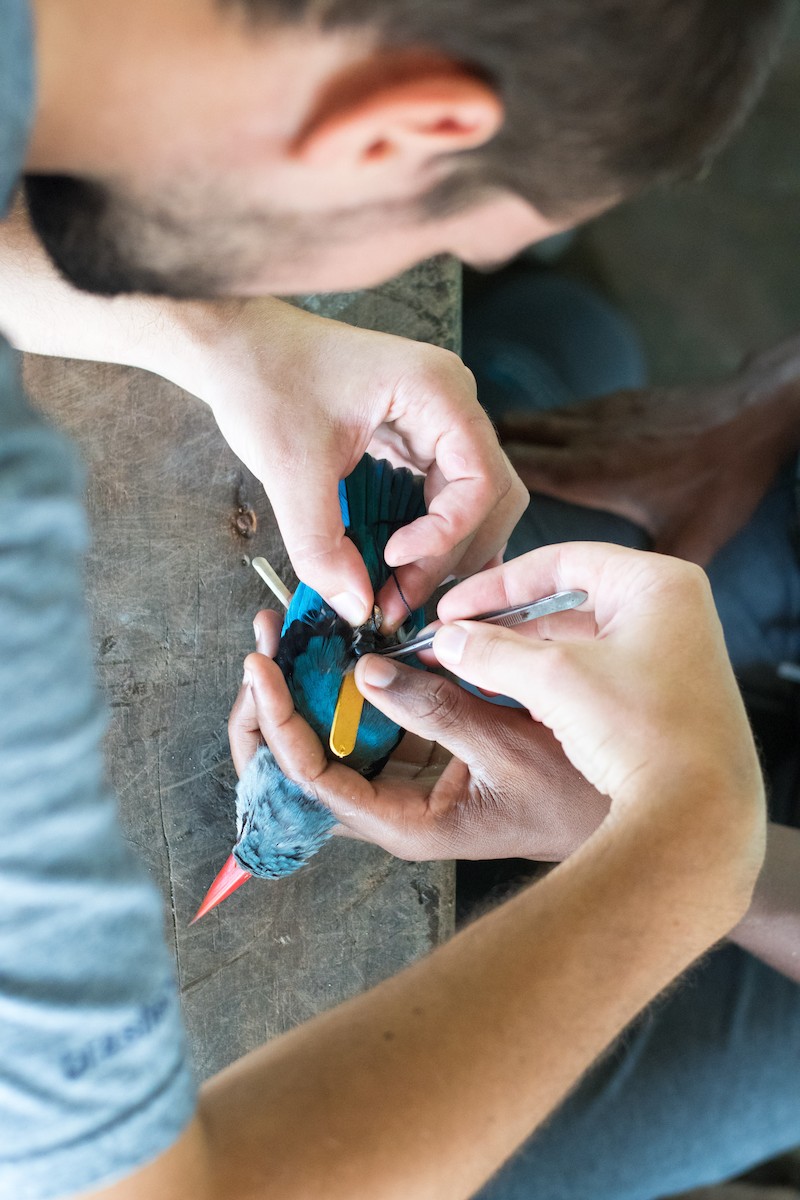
[{"xmin": 22, "ymin": 257, "xmax": 459, "ymax": 1081}]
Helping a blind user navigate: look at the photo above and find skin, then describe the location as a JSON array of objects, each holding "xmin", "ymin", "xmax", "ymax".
[
  {"xmin": 500, "ymin": 329, "xmax": 800, "ymax": 567},
  {"xmin": 236, "ymin": 544, "xmax": 800, "ymax": 986},
  {"xmin": 27, "ymin": 1, "xmax": 555, "ymax": 293},
  {"xmin": 10, "ymin": 0, "xmax": 564, "ymax": 626},
  {"xmin": 232, "ymin": 609, "xmax": 609, "ymax": 864},
  {"xmin": 2, "ymin": 208, "xmax": 527, "ymax": 624},
  {"xmin": 88, "ymin": 544, "xmax": 766, "ymax": 1200},
  {"xmin": 0, "ymin": 2, "xmax": 792, "ymax": 1195}
]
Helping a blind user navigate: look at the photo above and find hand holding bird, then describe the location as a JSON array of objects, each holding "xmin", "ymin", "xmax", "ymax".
[{"xmin": 194, "ymin": 455, "xmax": 431, "ymax": 920}]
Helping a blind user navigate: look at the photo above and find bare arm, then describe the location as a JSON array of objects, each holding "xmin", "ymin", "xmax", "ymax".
[
  {"xmin": 0, "ymin": 200, "xmax": 526, "ymax": 626},
  {"xmin": 0, "ymin": 198, "xmax": 212, "ymax": 370},
  {"xmin": 86, "ymin": 544, "xmax": 765, "ymax": 1200},
  {"xmin": 93, "ymin": 783, "xmax": 762, "ymax": 1200},
  {"xmin": 729, "ymin": 822, "xmax": 800, "ymax": 982}
]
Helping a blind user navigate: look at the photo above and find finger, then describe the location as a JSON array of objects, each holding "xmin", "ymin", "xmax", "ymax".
[
  {"xmin": 429, "ymin": 621, "xmax": 572, "ymax": 718},
  {"xmin": 384, "ymin": 734, "xmax": 452, "ymax": 776},
  {"xmin": 504, "ymin": 443, "xmax": 658, "ymax": 534},
  {"xmin": 227, "ymin": 612, "xmax": 283, "ymax": 775},
  {"xmin": 499, "ymin": 391, "xmax": 640, "ymax": 445},
  {"xmin": 228, "ymin": 664, "xmax": 265, "ymax": 777},
  {"xmin": 354, "ymin": 655, "xmax": 533, "ymax": 769},
  {"xmin": 241, "ymin": 652, "xmax": 415, "ymax": 840},
  {"xmin": 656, "ymin": 521, "xmax": 719, "ymax": 568},
  {"xmin": 503, "ymin": 441, "xmax": 575, "ymax": 492},
  {"xmin": 331, "ymin": 736, "xmax": 451, "ymax": 842},
  {"xmin": 503, "ymin": 440, "xmax": 610, "ymax": 494},
  {"xmin": 264, "ymin": 467, "xmax": 374, "ymax": 627},
  {"xmin": 383, "ymin": 406, "xmax": 513, "ymax": 569},
  {"xmin": 654, "ymin": 493, "xmax": 759, "ymax": 568},
  {"xmin": 237, "ymin": 652, "xmax": 444, "ymax": 857},
  {"xmin": 432, "ymin": 460, "xmax": 528, "ymax": 581},
  {"xmin": 436, "ymin": 540, "xmax": 660, "ymax": 633},
  {"xmin": 379, "ymin": 459, "xmax": 528, "ymax": 627},
  {"xmin": 241, "ymin": 651, "xmax": 332, "ymax": 787},
  {"xmin": 366, "ymin": 425, "xmax": 417, "ymax": 471},
  {"xmin": 252, "ymin": 608, "xmax": 282, "ymax": 656},
  {"xmin": 375, "ymin": 571, "xmax": 433, "ymax": 635}
]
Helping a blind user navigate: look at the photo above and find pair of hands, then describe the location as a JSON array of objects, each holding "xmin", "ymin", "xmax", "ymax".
[
  {"xmin": 178, "ymin": 296, "xmax": 528, "ymax": 630},
  {"xmin": 1, "ymin": 206, "xmax": 526, "ymax": 631},
  {"xmin": 188, "ymin": 297, "xmax": 800, "ymax": 639},
  {"xmin": 229, "ymin": 542, "xmax": 763, "ymax": 867},
  {"xmin": 176, "ymin": 295, "xmax": 772, "ymax": 865},
  {"xmin": 500, "ymin": 331, "xmax": 800, "ymax": 566}
]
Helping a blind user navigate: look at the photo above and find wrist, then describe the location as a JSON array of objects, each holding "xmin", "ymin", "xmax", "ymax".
[
  {"xmin": 135, "ymin": 295, "xmax": 310, "ymax": 402},
  {"xmin": 599, "ymin": 764, "xmax": 766, "ymax": 931}
]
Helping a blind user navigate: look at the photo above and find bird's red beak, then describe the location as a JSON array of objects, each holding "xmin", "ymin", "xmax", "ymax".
[{"xmin": 191, "ymin": 854, "xmax": 252, "ymax": 924}]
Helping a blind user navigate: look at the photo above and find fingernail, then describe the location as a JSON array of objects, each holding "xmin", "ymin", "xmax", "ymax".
[
  {"xmin": 361, "ymin": 656, "xmax": 397, "ymax": 689},
  {"xmin": 331, "ymin": 592, "xmax": 370, "ymax": 627},
  {"xmin": 243, "ymin": 667, "xmax": 253, "ymax": 686},
  {"xmin": 253, "ymin": 620, "xmax": 263, "ymax": 651},
  {"xmin": 434, "ymin": 624, "xmax": 468, "ymax": 665}
]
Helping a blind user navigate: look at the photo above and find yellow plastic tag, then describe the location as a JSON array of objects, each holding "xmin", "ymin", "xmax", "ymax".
[{"xmin": 329, "ymin": 672, "xmax": 364, "ymax": 759}]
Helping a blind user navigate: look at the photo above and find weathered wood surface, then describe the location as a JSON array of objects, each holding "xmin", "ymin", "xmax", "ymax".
[{"xmin": 23, "ymin": 256, "xmax": 459, "ymax": 1081}]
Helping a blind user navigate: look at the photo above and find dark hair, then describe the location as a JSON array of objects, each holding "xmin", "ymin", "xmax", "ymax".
[{"xmin": 225, "ymin": 0, "xmax": 791, "ymax": 219}]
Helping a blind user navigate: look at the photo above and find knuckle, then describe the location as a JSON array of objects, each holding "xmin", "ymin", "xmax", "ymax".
[
  {"xmin": 466, "ymin": 630, "xmax": 509, "ymax": 685},
  {"xmin": 535, "ymin": 643, "xmax": 573, "ymax": 687},
  {"xmin": 656, "ymin": 557, "xmax": 712, "ymax": 605},
  {"xmin": 488, "ymin": 448, "xmax": 528, "ymax": 509},
  {"xmin": 410, "ymin": 345, "xmax": 476, "ymax": 398},
  {"xmin": 434, "ymin": 346, "xmax": 475, "ymax": 385},
  {"xmin": 678, "ymin": 559, "xmax": 712, "ymax": 594},
  {"xmin": 289, "ymin": 532, "xmax": 339, "ymax": 569},
  {"xmin": 507, "ymin": 471, "xmax": 530, "ymax": 517},
  {"xmin": 489, "ymin": 460, "xmax": 514, "ymax": 506},
  {"xmin": 459, "ymin": 361, "xmax": 478, "ymax": 396},
  {"xmin": 405, "ymin": 672, "xmax": 464, "ymax": 731}
]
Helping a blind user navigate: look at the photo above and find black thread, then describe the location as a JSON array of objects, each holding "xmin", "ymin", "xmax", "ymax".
[{"xmin": 392, "ymin": 571, "xmax": 414, "ymax": 619}]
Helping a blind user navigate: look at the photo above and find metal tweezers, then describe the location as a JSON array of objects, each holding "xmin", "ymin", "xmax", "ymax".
[{"xmin": 378, "ymin": 589, "xmax": 588, "ymax": 660}]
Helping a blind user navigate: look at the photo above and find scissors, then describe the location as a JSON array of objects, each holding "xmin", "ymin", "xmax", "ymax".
[{"xmin": 378, "ymin": 589, "xmax": 589, "ymax": 660}]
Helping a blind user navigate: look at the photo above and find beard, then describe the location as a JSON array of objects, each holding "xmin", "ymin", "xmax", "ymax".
[
  {"xmin": 23, "ymin": 171, "xmax": 474, "ymax": 300},
  {"xmin": 24, "ymin": 173, "xmax": 297, "ymax": 298}
]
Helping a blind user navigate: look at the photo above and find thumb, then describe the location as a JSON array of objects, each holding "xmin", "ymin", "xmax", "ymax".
[
  {"xmin": 354, "ymin": 656, "xmax": 508, "ymax": 764},
  {"xmin": 430, "ymin": 620, "xmax": 578, "ymax": 720},
  {"xmin": 429, "ymin": 621, "xmax": 625, "ymax": 793},
  {"xmin": 264, "ymin": 463, "xmax": 374, "ymax": 627}
]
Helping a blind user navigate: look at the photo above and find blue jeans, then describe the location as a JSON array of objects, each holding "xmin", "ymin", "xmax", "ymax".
[{"xmin": 464, "ymin": 273, "xmax": 800, "ymax": 1199}]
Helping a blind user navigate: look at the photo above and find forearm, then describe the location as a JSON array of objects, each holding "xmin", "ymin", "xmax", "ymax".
[
  {"xmin": 185, "ymin": 793, "xmax": 758, "ymax": 1200},
  {"xmin": 88, "ymin": 545, "xmax": 766, "ymax": 1200},
  {"xmin": 729, "ymin": 822, "xmax": 800, "ymax": 981},
  {"xmin": 0, "ymin": 198, "xmax": 296, "ymax": 390}
]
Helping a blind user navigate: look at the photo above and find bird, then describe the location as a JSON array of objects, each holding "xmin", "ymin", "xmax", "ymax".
[{"xmin": 193, "ymin": 454, "xmax": 428, "ymax": 922}]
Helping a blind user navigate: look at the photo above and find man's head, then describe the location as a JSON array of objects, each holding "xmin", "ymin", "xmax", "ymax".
[{"xmin": 24, "ymin": 0, "xmax": 790, "ymax": 296}]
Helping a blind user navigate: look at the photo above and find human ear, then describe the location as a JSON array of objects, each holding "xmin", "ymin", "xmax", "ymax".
[{"xmin": 291, "ymin": 50, "xmax": 504, "ymax": 171}]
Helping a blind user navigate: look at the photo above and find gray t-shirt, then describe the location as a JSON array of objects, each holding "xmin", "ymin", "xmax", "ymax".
[{"xmin": 0, "ymin": 2, "xmax": 197, "ymax": 1196}]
